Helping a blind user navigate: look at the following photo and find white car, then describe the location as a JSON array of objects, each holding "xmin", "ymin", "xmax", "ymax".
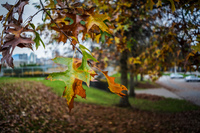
[
  {"xmin": 185, "ymin": 76, "xmax": 200, "ymax": 82},
  {"xmin": 170, "ymin": 73, "xmax": 183, "ymax": 79}
]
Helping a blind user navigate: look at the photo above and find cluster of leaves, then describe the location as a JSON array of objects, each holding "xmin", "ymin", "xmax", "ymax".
[
  {"xmin": 86, "ymin": 0, "xmax": 173, "ymax": 82},
  {"xmin": 91, "ymin": 0, "xmax": 200, "ymax": 81},
  {"xmin": 0, "ymin": 0, "xmax": 128, "ymax": 111},
  {"xmin": 130, "ymin": 0, "xmax": 200, "ymax": 79},
  {"xmin": 40, "ymin": 0, "xmax": 114, "ymax": 48},
  {"xmin": 0, "ymin": 1, "xmax": 34, "ymax": 68}
]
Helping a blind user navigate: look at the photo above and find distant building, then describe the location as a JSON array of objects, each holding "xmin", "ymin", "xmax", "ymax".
[
  {"xmin": 13, "ymin": 54, "xmax": 28, "ymax": 67},
  {"xmin": 0, "ymin": 52, "xmax": 55, "ymax": 68},
  {"xmin": 36, "ymin": 57, "xmax": 54, "ymax": 66},
  {"xmin": 36, "ymin": 58, "xmax": 46, "ymax": 65},
  {"xmin": 28, "ymin": 52, "xmax": 37, "ymax": 64}
]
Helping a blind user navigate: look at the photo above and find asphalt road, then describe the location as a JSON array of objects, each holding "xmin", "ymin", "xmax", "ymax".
[{"xmin": 156, "ymin": 76, "xmax": 200, "ymax": 106}]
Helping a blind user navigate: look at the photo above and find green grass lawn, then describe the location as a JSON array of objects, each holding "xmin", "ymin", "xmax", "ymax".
[{"xmin": 0, "ymin": 77, "xmax": 199, "ymax": 113}]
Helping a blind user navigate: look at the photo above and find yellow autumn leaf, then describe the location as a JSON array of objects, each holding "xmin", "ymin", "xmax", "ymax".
[
  {"xmin": 96, "ymin": 34, "xmax": 101, "ymax": 44},
  {"xmin": 133, "ymin": 60, "xmax": 141, "ymax": 64},
  {"xmin": 115, "ymin": 37, "xmax": 120, "ymax": 44},
  {"xmin": 169, "ymin": 0, "xmax": 176, "ymax": 12},
  {"xmin": 56, "ymin": 17, "xmax": 70, "ymax": 25},
  {"xmin": 86, "ymin": 10, "xmax": 111, "ymax": 33},
  {"xmin": 146, "ymin": 0, "xmax": 155, "ymax": 10},
  {"xmin": 156, "ymin": 0, "xmax": 162, "ymax": 7},
  {"xmin": 128, "ymin": 57, "xmax": 134, "ymax": 64}
]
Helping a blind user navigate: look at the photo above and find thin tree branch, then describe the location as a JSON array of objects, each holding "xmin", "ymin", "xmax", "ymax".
[
  {"xmin": 39, "ymin": 0, "xmax": 83, "ymax": 55},
  {"xmin": 24, "ymin": 7, "xmax": 71, "ymax": 26}
]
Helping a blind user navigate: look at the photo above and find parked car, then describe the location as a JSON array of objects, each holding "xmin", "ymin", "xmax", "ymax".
[
  {"xmin": 185, "ymin": 76, "xmax": 200, "ymax": 82},
  {"xmin": 170, "ymin": 73, "xmax": 183, "ymax": 79}
]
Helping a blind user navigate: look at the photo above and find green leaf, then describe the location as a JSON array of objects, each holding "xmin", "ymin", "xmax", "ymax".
[
  {"xmin": 79, "ymin": 44, "xmax": 98, "ymax": 62},
  {"xmin": 105, "ymin": 31, "xmax": 112, "ymax": 37},
  {"xmin": 78, "ymin": 44, "xmax": 98, "ymax": 81},
  {"xmin": 80, "ymin": 20, "xmax": 85, "ymax": 25},
  {"xmin": 30, "ymin": 23, "xmax": 35, "ymax": 29},
  {"xmin": 124, "ymin": 25, "xmax": 129, "ymax": 31},
  {"xmin": 34, "ymin": 33, "xmax": 45, "ymax": 49},
  {"xmin": 43, "ymin": 10, "xmax": 50, "ymax": 22},
  {"xmin": 64, "ymin": 17, "xmax": 74, "ymax": 25},
  {"xmin": 79, "ymin": 44, "xmax": 91, "ymax": 53},
  {"xmin": 127, "ymin": 38, "xmax": 137, "ymax": 50},
  {"xmin": 98, "ymin": 30, "xmax": 112, "ymax": 44},
  {"xmin": 54, "ymin": 0, "xmax": 57, "ymax": 5},
  {"xmin": 47, "ymin": 57, "xmax": 94, "ymax": 108},
  {"xmin": 29, "ymin": 23, "xmax": 45, "ymax": 49},
  {"xmin": 100, "ymin": 31, "xmax": 106, "ymax": 43}
]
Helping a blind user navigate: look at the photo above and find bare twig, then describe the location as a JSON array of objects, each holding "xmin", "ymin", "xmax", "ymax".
[
  {"xmin": 31, "ymin": 7, "xmax": 71, "ymax": 19},
  {"xmin": 23, "ymin": 7, "xmax": 71, "ymax": 26}
]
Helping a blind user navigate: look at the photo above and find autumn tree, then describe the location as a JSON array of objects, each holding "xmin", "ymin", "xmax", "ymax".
[
  {"xmin": 0, "ymin": 0, "xmax": 199, "ymax": 111},
  {"xmin": 138, "ymin": 0, "xmax": 200, "ymax": 77},
  {"xmin": 87, "ymin": 0, "xmax": 200, "ymax": 106}
]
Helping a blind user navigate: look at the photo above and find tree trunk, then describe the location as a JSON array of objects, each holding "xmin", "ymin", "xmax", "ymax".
[
  {"xmin": 119, "ymin": 50, "xmax": 131, "ymax": 107},
  {"xmin": 135, "ymin": 74, "xmax": 138, "ymax": 85},
  {"xmin": 140, "ymin": 73, "xmax": 143, "ymax": 81},
  {"xmin": 129, "ymin": 68, "xmax": 135, "ymax": 97}
]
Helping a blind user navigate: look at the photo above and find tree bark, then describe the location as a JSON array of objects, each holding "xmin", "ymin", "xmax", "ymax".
[
  {"xmin": 129, "ymin": 65, "xmax": 135, "ymax": 97},
  {"xmin": 140, "ymin": 73, "xmax": 144, "ymax": 81},
  {"xmin": 129, "ymin": 72, "xmax": 135, "ymax": 97},
  {"xmin": 135, "ymin": 74, "xmax": 138, "ymax": 85},
  {"xmin": 119, "ymin": 50, "xmax": 131, "ymax": 107}
]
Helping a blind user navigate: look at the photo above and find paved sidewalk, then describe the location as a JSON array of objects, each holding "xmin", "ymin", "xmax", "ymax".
[
  {"xmin": 135, "ymin": 88, "xmax": 183, "ymax": 99},
  {"xmin": 156, "ymin": 76, "xmax": 200, "ymax": 106}
]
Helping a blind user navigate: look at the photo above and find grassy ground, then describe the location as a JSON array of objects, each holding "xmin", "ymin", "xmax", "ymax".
[
  {"xmin": 0, "ymin": 77, "xmax": 199, "ymax": 113},
  {"xmin": 1, "ymin": 80, "xmax": 200, "ymax": 133}
]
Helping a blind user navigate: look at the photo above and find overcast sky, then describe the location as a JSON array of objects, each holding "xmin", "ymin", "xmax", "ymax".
[{"xmin": 0, "ymin": 0, "xmax": 79, "ymax": 58}]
